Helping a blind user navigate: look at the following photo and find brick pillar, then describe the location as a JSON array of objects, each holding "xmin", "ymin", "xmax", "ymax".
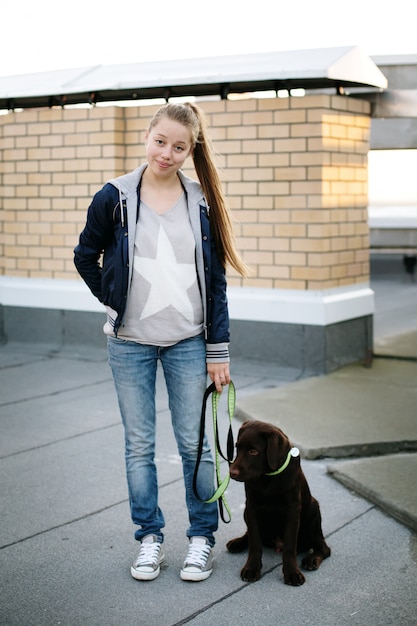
[{"xmin": 209, "ymin": 95, "xmax": 373, "ymax": 372}]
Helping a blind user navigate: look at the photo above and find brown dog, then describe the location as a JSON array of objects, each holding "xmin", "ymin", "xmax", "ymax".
[{"xmin": 226, "ymin": 420, "xmax": 331, "ymax": 585}]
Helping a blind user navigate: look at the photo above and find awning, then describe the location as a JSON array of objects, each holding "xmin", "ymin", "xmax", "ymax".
[{"xmin": 0, "ymin": 46, "xmax": 387, "ymax": 109}]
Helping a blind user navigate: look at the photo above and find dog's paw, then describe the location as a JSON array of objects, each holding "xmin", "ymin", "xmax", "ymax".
[
  {"xmin": 302, "ymin": 554, "xmax": 321, "ymax": 570},
  {"xmin": 240, "ymin": 565, "xmax": 262, "ymax": 583},
  {"xmin": 284, "ymin": 568, "xmax": 306, "ymax": 586},
  {"xmin": 302, "ymin": 546, "xmax": 331, "ymax": 571}
]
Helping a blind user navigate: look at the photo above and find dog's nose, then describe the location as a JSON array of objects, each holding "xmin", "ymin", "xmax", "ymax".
[{"xmin": 229, "ymin": 465, "xmax": 239, "ymax": 479}]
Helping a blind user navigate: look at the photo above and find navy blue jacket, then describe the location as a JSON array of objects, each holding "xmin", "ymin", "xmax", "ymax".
[{"xmin": 74, "ymin": 165, "xmax": 230, "ymax": 362}]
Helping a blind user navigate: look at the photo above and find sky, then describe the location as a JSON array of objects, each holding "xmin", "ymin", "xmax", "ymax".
[{"xmin": 1, "ymin": 0, "xmax": 416, "ymax": 78}]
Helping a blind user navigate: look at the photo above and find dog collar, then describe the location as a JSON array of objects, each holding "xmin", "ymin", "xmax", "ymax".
[{"xmin": 265, "ymin": 447, "xmax": 300, "ymax": 476}]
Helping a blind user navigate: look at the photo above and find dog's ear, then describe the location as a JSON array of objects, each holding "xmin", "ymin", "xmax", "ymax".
[
  {"xmin": 266, "ymin": 427, "xmax": 290, "ymax": 471},
  {"xmin": 266, "ymin": 431, "xmax": 283, "ymax": 471}
]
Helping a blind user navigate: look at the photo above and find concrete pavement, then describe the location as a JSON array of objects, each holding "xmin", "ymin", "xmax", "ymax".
[{"xmin": 0, "ymin": 264, "xmax": 416, "ymax": 625}]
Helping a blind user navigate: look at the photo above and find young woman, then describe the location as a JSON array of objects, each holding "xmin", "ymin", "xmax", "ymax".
[{"xmin": 74, "ymin": 102, "xmax": 247, "ymax": 582}]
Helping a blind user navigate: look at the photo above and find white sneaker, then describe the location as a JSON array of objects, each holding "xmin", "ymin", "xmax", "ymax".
[
  {"xmin": 131, "ymin": 534, "xmax": 164, "ymax": 581},
  {"xmin": 180, "ymin": 537, "xmax": 213, "ymax": 581}
]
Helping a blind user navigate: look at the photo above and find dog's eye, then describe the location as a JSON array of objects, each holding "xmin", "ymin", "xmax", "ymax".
[{"xmin": 249, "ymin": 449, "xmax": 258, "ymax": 456}]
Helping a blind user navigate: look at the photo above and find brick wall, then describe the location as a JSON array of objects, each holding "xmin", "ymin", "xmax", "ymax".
[{"xmin": 0, "ymin": 94, "xmax": 371, "ymax": 290}]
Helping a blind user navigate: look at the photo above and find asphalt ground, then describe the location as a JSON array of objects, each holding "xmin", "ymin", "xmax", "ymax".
[{"xmin": 1, "ymin": 260, "xmax": 416, "ymax": 625}]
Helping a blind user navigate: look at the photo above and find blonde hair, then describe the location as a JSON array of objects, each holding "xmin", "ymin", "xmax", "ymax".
[{"xmin": 149, "ymin": 102, "xmax": 248, "ymax": 277}]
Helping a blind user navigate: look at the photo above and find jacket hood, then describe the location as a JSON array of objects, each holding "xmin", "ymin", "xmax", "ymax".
[
  {"xmin": 177, "ymin": 169, "xmax": 206, "ymax": 209},
  {"xmin": 108, "ymin": 165, "xmax": 145, "ymax": 198},
  {"xmin": 108, "ymin": 165, "xmax": 206, "ymax": 209}
]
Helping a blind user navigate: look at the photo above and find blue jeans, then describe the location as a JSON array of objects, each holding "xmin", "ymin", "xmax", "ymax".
[{"xmin": 107, "ymin": 334, "xmax": 218, "ymax": 546}]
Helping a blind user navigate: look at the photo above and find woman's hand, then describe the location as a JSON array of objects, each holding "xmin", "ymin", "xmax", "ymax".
[{"xmin": 207, "ymin": 362, "xmax": 230, "ymax": 393}]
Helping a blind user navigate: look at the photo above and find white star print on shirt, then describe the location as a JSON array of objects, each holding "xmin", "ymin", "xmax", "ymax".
[{"xmin": 134, "ymin": 224, "xmax": 196, "ymax": 322}]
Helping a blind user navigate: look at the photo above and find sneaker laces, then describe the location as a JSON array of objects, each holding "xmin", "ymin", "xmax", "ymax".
[
  {"xmin": 185, "ymin": 542, "xmax": 211, "ymax": 568},
  {"xmin": 135, "ymin": 541, "xmax": 160, "ymax": 567}
]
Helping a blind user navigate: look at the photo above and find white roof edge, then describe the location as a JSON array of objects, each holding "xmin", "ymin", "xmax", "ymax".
[
  {"xmin": 371, "ymin": 54, "xmax": 417, "ymax": 66},
  {"xmin": 0, "ymin": 46, "xmax": 387, "ymax": 103},
  {"xmin": 327, "ymin": 47, "xmax": 387, "ymax": 89}
]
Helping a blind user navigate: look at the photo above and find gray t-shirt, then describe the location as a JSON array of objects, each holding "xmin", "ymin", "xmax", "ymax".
[{"xmin": 118, "ymin": 193, "xmax": 204, "ymax": 346}]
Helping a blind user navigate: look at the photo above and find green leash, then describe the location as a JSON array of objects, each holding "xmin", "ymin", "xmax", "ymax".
[{"xmin": 193, "ymin": 381, "xmax": 236, "ymax": 523}]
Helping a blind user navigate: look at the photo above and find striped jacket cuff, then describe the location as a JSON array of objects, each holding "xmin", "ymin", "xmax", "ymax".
[{"xmin": 206, "ymin": 343, "xmax": 230, "ymax": 363}]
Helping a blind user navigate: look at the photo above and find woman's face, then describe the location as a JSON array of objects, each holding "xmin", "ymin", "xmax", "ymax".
[{"xmin": 145, "ymin": 117, "xmax": 193, "ymax": 177}]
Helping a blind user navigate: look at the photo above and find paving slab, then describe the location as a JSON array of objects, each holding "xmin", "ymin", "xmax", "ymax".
[
  {"xmin": 327, "ymin": 453, "xmax": 417, "ymax": 532},
  {"xmin": 235, "ymin": 357, "xmax": 417, "ymax": 459},
  {"xmin": 374, "ymin": 328, "xmax": 417, "ymax": 359},
  {"xmin": 185, "ymin": 510, "xmax": 417, "ymax": 626}
]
